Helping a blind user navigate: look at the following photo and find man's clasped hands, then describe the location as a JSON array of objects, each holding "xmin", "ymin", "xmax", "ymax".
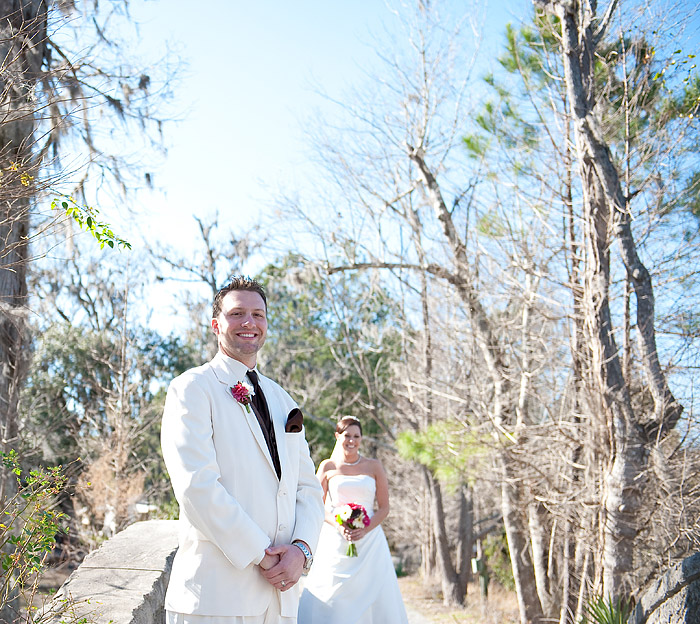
[{"xmin": 258, "ymin": 544, "xmax": 306, "ymax": 592}]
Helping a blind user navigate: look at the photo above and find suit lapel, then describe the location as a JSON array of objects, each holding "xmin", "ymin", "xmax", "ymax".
[
  {"xmin": 209, "ymin": 355, "xmax": 277, "ymax": 476},
  {"xmin": 239, "ymin": 393, "xmax": 277, "ymax": 474}
]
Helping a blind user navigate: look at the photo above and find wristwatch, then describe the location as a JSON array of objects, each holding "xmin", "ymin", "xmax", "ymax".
[{"xmin": 292, "ymin": 540, "xmax": 313, "ymax": 575}]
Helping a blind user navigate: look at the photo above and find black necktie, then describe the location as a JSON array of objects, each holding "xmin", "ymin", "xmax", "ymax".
[{"xmin": 247, "ymin": 370, "xmax": 281, "ymax": 479}]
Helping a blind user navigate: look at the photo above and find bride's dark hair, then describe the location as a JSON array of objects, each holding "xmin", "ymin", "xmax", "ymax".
[{"xmin": 335, "ymin": 416, "xmax": 362, "ymax": 435}]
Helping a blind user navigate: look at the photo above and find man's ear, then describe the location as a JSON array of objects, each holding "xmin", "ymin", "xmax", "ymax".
[{"xmin": 211, "ymin": 318, "xmax": 219, "ymax": 335}]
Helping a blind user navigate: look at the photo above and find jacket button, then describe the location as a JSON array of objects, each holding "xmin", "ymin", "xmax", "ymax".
[{"xmin": 279, "ymin": 524, "xmax": 286, "ymax": 531}]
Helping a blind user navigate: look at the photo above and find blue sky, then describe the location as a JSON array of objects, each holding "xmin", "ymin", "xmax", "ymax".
[
  {"xmin": 129, "ymin": 2, "xmax": 401, "ymax": 247},
  {"xmin": 83, "ymin": 0, "xmax": 699, "ymax": 260},
  {"xmin": 124, "ymin": 1, "xmax": 531, "ymax": 252},
  {"xmin": 87, "ymin": 0, "xmax": 698, "ymax": 338}
]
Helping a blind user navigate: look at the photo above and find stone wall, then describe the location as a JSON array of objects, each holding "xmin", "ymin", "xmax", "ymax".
[
  {"xmin": 629, "ymin": 551, "xmax": 700, "ymax": 624},
  {"xmin": 46, "ymin": 520, "xmax": 179, "ymax": 624}
]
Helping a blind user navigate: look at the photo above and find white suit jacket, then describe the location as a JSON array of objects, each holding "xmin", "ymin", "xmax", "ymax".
[{"xmin": 161, "ymin": 352, "xmax": 324, "ymax": 617}]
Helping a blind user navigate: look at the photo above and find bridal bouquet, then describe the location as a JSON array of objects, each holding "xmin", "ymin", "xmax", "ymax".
[{"xmin": 335, "ymin": 503, "xmax": 370, "ymax": 557}]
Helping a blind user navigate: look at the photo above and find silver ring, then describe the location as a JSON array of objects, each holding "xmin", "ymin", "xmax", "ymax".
[{"xmin": 281, "ymin": 581, "xmax": 286, "ymax": 587}]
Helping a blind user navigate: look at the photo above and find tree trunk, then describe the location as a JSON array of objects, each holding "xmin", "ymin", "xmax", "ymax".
[
  {"xmin": 456, "ymin": 485, "xmax": 474, "ymax": 595},
  {"xmin": 545, "ymin": 0, "xmax": 683, "ymax": 598},
  {"xmin": 421, "ymin": 466, "xmax": 465, "ymax": 605},
  {"xmin": 559, "ymin": 518, "xmax": 573, "ymax": 624},
  {"xmin": 0, "ymin": 6, "xmax": 47, "ymax": 622},
  {"xmin": 502, "ymin": 456, "xmax": 544, "ymax": 624},
  {"xmin": 0, "ymin": 0, "xmax": 46, "ymax": 484},
  {"xmin": 421, "ymin": 488, "xmax": 437, "ymax": 582},
  {"xmin": 528, "ymin": 501, "xmax": 557, "ymax": 619}
]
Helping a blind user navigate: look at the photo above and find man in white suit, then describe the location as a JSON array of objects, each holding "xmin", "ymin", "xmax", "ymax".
[{"xmin": 161, "ymin": 276, "xmax": 325, "ymax": 624}]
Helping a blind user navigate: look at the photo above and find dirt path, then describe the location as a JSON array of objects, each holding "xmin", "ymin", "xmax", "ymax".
[
  {"xmin": 406, "ymin": 603, "xmax": 435, "ymax": 624},
  {"xmin": 398, "ymin": 576, "xmax": 520, "ymax": 624}
]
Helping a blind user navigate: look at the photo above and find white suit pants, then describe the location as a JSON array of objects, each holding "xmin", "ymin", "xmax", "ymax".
[{"xmin": 166, "ymin": 594, "xmax": 295, "ymax": 624}]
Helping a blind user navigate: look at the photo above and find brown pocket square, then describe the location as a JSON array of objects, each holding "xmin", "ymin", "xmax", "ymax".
[{"xmin": 285, "ymin": 408, "xmax": 304, "ymax": 433}]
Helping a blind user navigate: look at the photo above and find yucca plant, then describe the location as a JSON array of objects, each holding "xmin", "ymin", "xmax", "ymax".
[{"xmin": 580, "ymin": 594, "xmax": 632, "ymax": 624}]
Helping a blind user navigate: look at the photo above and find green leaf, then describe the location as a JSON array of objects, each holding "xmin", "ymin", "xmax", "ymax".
[
  {"xmin": 580, "ymin": 595, "xmax": 632, "ymax": 624},
  {"xmin": 463, "ymin": 133, "xmax": 489, "ymax": 158},
  {"xmin": 51, "ymin": 195, "xmax": 131, "ymax": 251}
]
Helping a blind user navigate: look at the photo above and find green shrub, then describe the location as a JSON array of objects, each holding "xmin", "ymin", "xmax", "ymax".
[
  {"xmin": 580, "ymin": 594, "xmax": 632, "ymax": 624},
  {"xmin": 1, "ymin": 450, "xmax": 71, "ymax": 622},
  {"xmin": 482, "ymin": 531, "xmax": 515, "ymax": 591}
]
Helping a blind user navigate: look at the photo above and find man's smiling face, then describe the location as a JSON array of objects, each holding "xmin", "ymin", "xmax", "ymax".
[{"xmin": 211, "ymin": 289, "xmax": 267, "ymax": 368}]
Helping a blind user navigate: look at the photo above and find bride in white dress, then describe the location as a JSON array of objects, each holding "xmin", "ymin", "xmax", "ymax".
[{"xmin": 298, "ymin": 417, "xmax": 408, "ymax": 624}]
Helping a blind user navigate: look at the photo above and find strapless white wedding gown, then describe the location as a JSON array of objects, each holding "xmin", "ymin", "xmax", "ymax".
[{"xmin": 297, "ymin": 474, "xmax": 408, "ymax": 624}]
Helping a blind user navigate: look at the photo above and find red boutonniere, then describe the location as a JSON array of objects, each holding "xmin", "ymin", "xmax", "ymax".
[{"xmin": 230, "ymin": 381, "xmax": 254, "ymax": 413}]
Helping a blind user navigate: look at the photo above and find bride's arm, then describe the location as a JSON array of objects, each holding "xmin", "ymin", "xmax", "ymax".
[
  {"xmin": 368, "ymin": 459, "xmax": 390, "ymax": 530},
  {"xmin": 316, "ymin": 460, "xmax": 340, "ymax": 526}
]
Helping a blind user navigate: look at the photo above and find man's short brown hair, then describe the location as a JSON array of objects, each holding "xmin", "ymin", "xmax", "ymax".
[{"xmin": 212, "ymin": 276, "xmax": 267, "ymax": 318}]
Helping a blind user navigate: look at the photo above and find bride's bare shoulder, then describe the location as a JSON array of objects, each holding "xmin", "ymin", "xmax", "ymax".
[
  {"xmin": 317, "ymin": 458, "xmax": 337, "ymax": 478},
  {"xmin": 366, "ymin": 457, "xmax": 387, "ymax": 475}
]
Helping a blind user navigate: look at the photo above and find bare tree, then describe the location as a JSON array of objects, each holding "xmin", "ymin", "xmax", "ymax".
[
  {"xmin": 0, "ymin": 1, "xmax": 47, "ymax": 506},
  {"xmin": 0, "ymin": 0, "xmax": 172, "ymax": 506},
  {"xmin": 533, "ymin": 0, "xmax": 689, "ymax": 599},
  {"xmin": 281, "ymin": 1, "xmax": 537, "ymax": 610},
  {"xmin": 280, "ymin": 0, "xmax": 700, "ymax": 620}
]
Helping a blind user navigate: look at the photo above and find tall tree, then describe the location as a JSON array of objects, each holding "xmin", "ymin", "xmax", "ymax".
[
  {"xmin": 280, "ymin": 0, "xmax": 700, "ymax": 619},
  {"xmin": 534, "ymin": 0, "xmax": 689, "ymax": 599},
  {"xmin": 0, "ymin": 0, "xmax": 171, "ymax": 504},
  {"xmin": 457, "ymin": 1, "xmax": 699, "ymax": 615},
  {"xmin": 0, "ymin": 0, "xmax": 47, "ymax": 504},
  {"xmin": 279, "ymin": 1, "xmax": 521, "ymax": 609}
]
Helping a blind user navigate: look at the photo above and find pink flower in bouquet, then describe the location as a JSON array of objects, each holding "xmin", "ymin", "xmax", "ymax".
[
  {"xmin": 335, "ymin": 503, "xmax": 370, "ymax": 556},
  {"xmin": 230, "ymin": 381, "xmax": 254, "ymax": 413}
]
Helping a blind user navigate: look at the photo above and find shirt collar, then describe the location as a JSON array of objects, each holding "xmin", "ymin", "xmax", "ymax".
[{"xmin": 212, "ymin": 351, "xmax": 257, "ymax": 385}]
